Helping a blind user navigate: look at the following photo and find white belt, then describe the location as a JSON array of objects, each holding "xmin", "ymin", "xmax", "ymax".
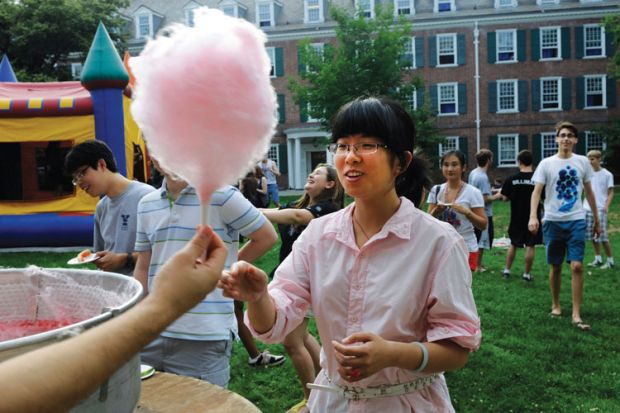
[{"xmin": 307, "ymin": 372, "xmax": 438, "ymax": 401}]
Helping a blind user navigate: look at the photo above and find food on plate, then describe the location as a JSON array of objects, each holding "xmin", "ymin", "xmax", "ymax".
[{"xmin": 77, "ymin": 249, "xmax": 93, "ymax": 263}]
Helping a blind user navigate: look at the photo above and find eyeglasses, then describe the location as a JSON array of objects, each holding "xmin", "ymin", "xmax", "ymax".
[
  {"xmin": 557, "ymin": 133, "xmax": 576, "ymax": 139},
  {"xmin": 71, "ymin": 166, "xmax": 89, "ymax": 186},
  {"xmin": 328, "ymin": 143, "xmax": 388, "ymax": 156}
]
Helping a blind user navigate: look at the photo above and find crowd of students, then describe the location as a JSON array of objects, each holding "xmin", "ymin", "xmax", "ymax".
[{"xmin": 0, "ymin": 97, "xmax": 613, "ymax": 413}]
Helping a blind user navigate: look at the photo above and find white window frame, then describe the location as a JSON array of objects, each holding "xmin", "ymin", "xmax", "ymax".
[
  {"xmin": 304, "ymin": 0, "xmax": 324, "ymax": 23},
  {"xmin": 267, "ymin": 144, "xmax": 280, "ymax": 167},
  {"xmin": 495, "ymin": 0, "xmax": 517, "ymax": 8},
  {"xmin": 305, "ymin": 42, "xmax": 324, "ymax": 73},
  {"xmin": 585, "ymin": 131, "xmax": 606, "ymax": 152},
  {"xmin": 437, "ymin": 34, "xmax": 457, "ymax": 67},
  {"xmin": 401, "ymin": 37, "xmax": 415, "ymax": 69},
  {"xmin": 355, "ymin": 0, "xmax": 375, "ymax": 19},
  {"xmin": 537, "ymin": 0, "xmax": 560, "ymax": 5},
  {"xmin": 184, "ymin": 2, "xmax": 201, "ymax": 27},
  {"xmin": 220, "ymin": 1, "xmax": 245, "ymax": 17},
  {"xmin": 407, "ymin": 88, "xmax": 418, "ymax": 111},
  {"xmin": 498, "ymin": 134, "xmax": 519, "ymax": 167},
  {"xmin": 497, "ymin": 79, "xmax": 518, "ymax": 113},
  {"xmin": 541, "ymin": 132, "xmax": 558, "ymax": 159},
  {"xmin": 584, "ymin": 24, "xmax": 605, "ymax": 58},
  {"xmin": 394, "ymin": 0, "xmax": 415, "ymax": 16},
  {"xmin": 266, "ymin": 47, "xmax": 277, "ymax": 78},
  {"xmin": 540, "ymin": 77, "xmax": 561, "ymax": 111},
  {"xmin": 439, "ymin": 136, "xmax": 460, "ymax": 157},
  {"xmin": 306, "ymin": 102, "xmax": 320, "ymax": 123},
  {"xmin": 434, "ymin": 0, "xmax": 455, "ymax": 13},
  {"xmin": 496, "ymin": 29, "xmax": 517, "ymax": 63},
  {"xmin": 70, "ymin": 62, "xmax": 83, "ymax": 80},
  {"xmin": 256, "ymin": 1, "xmax": 275, "ymax": 28},
  {"xmin": 584, "ymin": 75, "xmax": 606, "ymax": 109},
  {"xmin": 540, "ymin": 27, "xmax": 561, "ymax": 61},
  {"xmin": 134, "ymin": 12, "xmax": 153, "ymax": 39},
  {"xmin": 438, "ymin": 82, "xmax": 458, "ymax": 116}
]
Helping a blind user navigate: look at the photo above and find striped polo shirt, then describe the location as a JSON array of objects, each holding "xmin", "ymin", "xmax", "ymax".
[{"xmin": 135, "ymin": 183, "xmax": 267, "ymax": 341}]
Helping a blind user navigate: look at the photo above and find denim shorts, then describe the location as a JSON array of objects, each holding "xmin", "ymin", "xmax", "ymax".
[{"xmin": 543, "ymin": 220, "xmax": 586, "ymax": 265}]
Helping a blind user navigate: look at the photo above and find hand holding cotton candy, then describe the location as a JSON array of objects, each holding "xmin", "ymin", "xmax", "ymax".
[{"xmin": 130, "ymin": 7, "xmax": 277, "ymax": 217}]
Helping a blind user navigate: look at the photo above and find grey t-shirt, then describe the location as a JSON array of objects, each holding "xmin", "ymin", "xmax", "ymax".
[
  {"xmin": 468, "ymin": 168, "xmax": 493, "ymax": 217},
  {"xmin": 94, "ymin": 181, "xmax": 155, "ymax": 275}
]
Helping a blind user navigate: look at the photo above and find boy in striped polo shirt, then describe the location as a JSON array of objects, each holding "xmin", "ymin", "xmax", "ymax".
[{"xmin": 134, "ymin": 162, "xmax": 278, "ymax": 387}]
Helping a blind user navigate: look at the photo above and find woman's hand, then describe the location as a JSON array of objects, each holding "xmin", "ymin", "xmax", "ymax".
[
  {"xmin": 331, "ymin": 332, "xmax": 395, "ymax": 382},
  {"xmin": 450, "ymin": 203, "xmax": 472, "ymax": 217},
  {"xmin": 218, "ymin": 261, "xmax": 269, "ymax": 303}
]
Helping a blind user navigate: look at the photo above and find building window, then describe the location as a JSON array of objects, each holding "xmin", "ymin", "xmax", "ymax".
[
  {"xmin": 221, "ymin": 5, "xmax": 235, "ymax": 16},
  {"xmin": 541, "ymin": 132, "xmax": 558, "ymax": 158},
  {"xmin": 184, "ymin": 3, "xmax": 200, "ymax": 27},
  {"xmin": 257, "ymin": 2, "xmax": 274, "ymax": 27},
  {"xmin": 439, "ymin": 136, "xmax": 459, "ymax": 156},
  {"xmin": 267, "ymin": 144, "xmax": 280, "ymax": 166},
  {"xmin": 266, "ymin": 47, "xmax": 276, "ymax": 77},
  {"xmin": 584, "ymin": 25, "xmax": 605, "ymax": 57},
  {"xmin": 406, "ymin": 89, "xmax": 418, "ymax": 111},
  {"xmin": 498, "ymin": 134, "xmax": 518, "ymax": 166},
  {"xmin": 497, "ymin": 80, "xmax": 518, "ymax": 112},
  {"xmin": 585, "ymin": 131, "xmax": 606, "ymax": 152},
  {"xmin": 541, "ymin": 78, "xmax": 561, "ymax": 110},
  {"xmin": 305, "ymin": 42, "xmax": 324, "ymax": 73},
  {"xmin": 304, "ymin": 0, "xmax": 324, "ymax": 23},
  {"xmin": 496, "ymin": 30, "xmax": 516, "ymax": 62},
  {"xmin": 438, "ymin": 83, "xmax": 458, "ymax": 115},
  {"xmin": 395, "ymin": 0, "xmax": 415, "ymax": 15},
  {"xmin": 538, "ymin": 0, "xmax": 560, "ymax": 4},
  {"xmin": 136, "ymin": 13, "xmax": 152, "ymax": 39},
  {"xmin": 306, "ymin": 102, "xmax": 320, "ymax": 123},
  {"xmin": 540, "ymin": 27, "xmax": 560, "ymax": 60},
  {"xmin": 70, "ymin": 63, "xmax": 83, "ymax": 80},
  {"xmin": 435, "ymin": 0, "xmax": 455, "ymax": 12},
  {"xmin": 437, "ymin": 34, "xmax": 456, "ymax": 66},
  {"xmin": 400, "ymin": 37, "xmax": 415, "ymax": 69},
  {"xmin": 584, "ymin": 75, "xmax": 606, "ymax": 109},
  {"xmin": 495, "ymin": 0, "xmax": 517, "ymax": 7},
  {"xmin": 355, "ymin": 0, "xmax": 375, "ymax": 19}
]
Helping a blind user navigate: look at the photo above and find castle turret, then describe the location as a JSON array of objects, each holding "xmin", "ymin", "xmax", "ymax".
[{"xmin": 0, "ymin": 55, "xmax": 18, "ymax": 82}]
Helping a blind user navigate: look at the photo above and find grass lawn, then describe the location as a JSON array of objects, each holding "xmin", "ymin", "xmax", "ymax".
[{"xmin": 1, "ymin": 197, "xmax": 619, "ymax": 412}]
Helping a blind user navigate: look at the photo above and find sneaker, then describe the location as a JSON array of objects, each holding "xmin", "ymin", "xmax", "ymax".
[
  {"xmin": 501, "ymin": 270, "xmax": 510, "ymax": 279},
  {"xmin": 601, "ymin": 262, "xmax": 615, "ymax": 269},
  {"xmin": 587, "ymin": 260, "xmax": 603, "ymax": 267},
  {"xmin": 522, "ymin": 273, "xmax": 533, "ymax": 282},
  {"xmin": 286, "ymin": 399, "xmax": 309, "ymax": 413},
  {"xmin": 248, "ymin": 350, "xmax": 285, "ymax": 367}
]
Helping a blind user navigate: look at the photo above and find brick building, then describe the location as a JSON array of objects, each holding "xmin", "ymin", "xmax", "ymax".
[{"xmin": 122, "ymin": 0, "xmax": 619, "ymax": 188}]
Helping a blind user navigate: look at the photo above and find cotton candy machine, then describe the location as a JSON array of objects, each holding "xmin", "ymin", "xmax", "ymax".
[{"xmin": 0, "ymin": 267, "xmax": 143, "ymax": 412}]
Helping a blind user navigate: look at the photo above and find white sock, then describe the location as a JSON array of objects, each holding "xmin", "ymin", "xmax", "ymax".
[
  {"xmin": 595, "ymin": 255, "xmax": 602, "ymax": 263},
  {"xmin": 608, "ymin": 257, "xmax": 615, "ymax": 264},
  {"xmin": 503, "ymin": 268, "xmax": 510, "ymax": 274}
]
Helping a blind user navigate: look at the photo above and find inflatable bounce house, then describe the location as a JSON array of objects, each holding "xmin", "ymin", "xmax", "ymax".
[{"xmin": 0, "ymin": 23, "xmax": 148, "ymax": 248}]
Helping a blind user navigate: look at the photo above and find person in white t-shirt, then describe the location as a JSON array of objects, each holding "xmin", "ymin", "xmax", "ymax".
[
  {"xmin": 428, "ymin": 150, "xmax": 487, "ymax": 272},
  {"xmin": 583, "ymin": 150, "xmax": 614, "ymax": 269},
  {"xmin": 528, "ymin": 121, "xmax": 599, "ymax": 331}
]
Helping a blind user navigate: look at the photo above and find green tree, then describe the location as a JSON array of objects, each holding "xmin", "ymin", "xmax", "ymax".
[
  {"xmin": 603, "ymin": 12, "xmax": 620, "ymax": 78},
  {"xmin": 288, "ymin": 5, "xmax": 442, "ymax": 159},
  {"xmin": 0, "ymin": 0, "xmax": 129, "ymax": 81}
]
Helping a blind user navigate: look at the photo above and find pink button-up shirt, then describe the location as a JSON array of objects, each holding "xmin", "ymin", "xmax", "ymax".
[{"xmin": 248, "ymin": 198, "xmax": 481, "ymax": 412}]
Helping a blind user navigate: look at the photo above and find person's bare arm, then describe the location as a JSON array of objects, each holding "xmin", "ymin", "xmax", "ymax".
[
  {"xmin": 528, "ymin": 183, "xmax": 544, "ymax": 234},
  {"xmin": 271, "ymin": 162, "xmax": 281, "ymax": 177},
  {"xmin": 605, "ymin": 187, "xmax": 614, "ymax": 212},
  {"xmin": 584, "ymin": 182, "xmax": 600, "ymax": 237},
  {"xmin": 257, "ymin": 177, "xmax": 268, "ymax": 195},
  {"xmin": 261, "ymin": 208, "xmax": 315, "ymax": 226},
  {"xmin": 0, "ymin": 226, "xmax": 226, "ymax": 413},
  {"xmin": 237, "ymin": 221, "xmax": 278, "ymax": 263},
  {"xmin": 134, "ymin": 250, "xmax": 152, "ymax": 297}
]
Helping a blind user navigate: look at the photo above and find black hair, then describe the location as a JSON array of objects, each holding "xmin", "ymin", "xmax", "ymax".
[
  {"xmin": 440, "ymin": 150, "xmax": 466, "ymax": 168},
  {"xmin": 64, "ymin": 140, "xmax": 119, "ymax": 175},
  {"xmin": 330, "ymin": 96, "xmax": 431, "ymax": 207},
  {"xmin": 517, "ymin": 150, "xmax": 533, "ymax": 166}
]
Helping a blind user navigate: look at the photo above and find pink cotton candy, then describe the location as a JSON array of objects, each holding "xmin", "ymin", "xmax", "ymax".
[{"xmin": 130, "ymin": 8, "xmax": 277, "ymax": 203}]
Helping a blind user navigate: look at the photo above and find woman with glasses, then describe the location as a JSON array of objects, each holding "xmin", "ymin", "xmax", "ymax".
[
  {"xmin": 427, "ymin": 150, "xmax": 488, "ymax": 272},
  {"xmin": 260, "ymin": 163, "xmax": 343, "ymax": 413},
  {"xmin": 220, "ymin": 97, "xmax": 481, "ymax": 412}
]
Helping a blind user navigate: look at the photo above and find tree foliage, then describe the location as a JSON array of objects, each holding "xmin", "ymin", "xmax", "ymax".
[
  {"xmin": 603, "ymin": 12, "xmax": 620, "ymax": 79},
  {"xmin": 288, "ymin": 5, "xmax": 441, "ymax": 157},
  {"xmin": 0, "ymin": 0, "xmax": 129, "ymax": 81}
]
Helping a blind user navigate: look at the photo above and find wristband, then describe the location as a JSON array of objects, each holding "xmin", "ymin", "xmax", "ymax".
[
  {"xmin": 411, "ymin": 342, "xmax": 429, "ymax": 373},
  {"xmin": 126, "ymin": 252, "xmax": 134, "ymax": 268}
]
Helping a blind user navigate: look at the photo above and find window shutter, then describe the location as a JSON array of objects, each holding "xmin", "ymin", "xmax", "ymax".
[
  {"xmin": 532, "ymin": 134, "xmax": 542, "ymax": 165},
  {"xmin": 297, "ymin": 46, "xmax": 306, "ymax": 75},
  {"xmin": 576, "ymin": 76, "xmax": 584, "ymax": 110},
  {"xmin": 277, "ymin": 94, "xmax": 286, "ymax": 124},
  {"xmin": 487, "ymin": 32, "xmax": 496, "ymax": 64},
  {"xmin": 275, "ymin": 47, "xmax": 284, "ymax": 77},
  {"xmin": 488, "ymin": 81, "xmax": 497, "ymax": 113},
  {"xmin": 428, "ymin": 36, "xmax": 437, "ymax": 67},
  {"xmin": 576, "ymin": 132, "xmax": 586, "ymax": 155},
  {"xmin": 519, "ymin": 134, "xmax": 528, "ymax": 152},
  {"xmin": 575, "ymin": 26, "xmax": 584, "ymax": 59},
  {"xmin": 457, "ymin": 34, "xmax": 466, "ymax": 65},
  {"xmin": 430, "ymin": 85, "xmax": 439, "ymax": 112},
  {"xmin": 278, "ymin": 143, "xmax": 288, "ymax": 174},
  {"xmin": 518, "ymin": 80, "xmax": 528, "ymax": 112},
  {"xmin": 489, "ymin": 135, "xmax": 499, "ymax": 163},
  {"xmin": 415, "ymin": 37, "xmax": 425, "ymax": 68},
  {"xmin": 606, "ymin": 31, "xmax": 615, "ymax": 58},
  {"xmin": 531, "ymin": 29, "xmax": 540, "ymax": 61},
  {"xmin": 532, "ymin": 79, "xmax": 540, "ymax": 112},
  {"xmin": 561, "ymin": 27, "xmax": 571, "ymax": 59},
  {"xmin": 459, "ymin": 137, "xmax": 469, "ymax": 164},
  {"xmin": 562, "ymin": 78, "xmax": 572, "ymax": 110},
  {"xmin": 458, "ymin": 83, "xmax": 467, "ymax": 114},
  {"xmin": 299, "ymin": 100, "xmax": 308, "ymax": 123},
  {"xmin": 607, "ymin": 77, "xmax": 617, "ymax": 108},
  {"xmin": 416, "ymin": 86, "xmax": 425, "ymax": 107},
  {"xmin": 517, "ymin": 30, "xmax": 526, "ymax": 62}
]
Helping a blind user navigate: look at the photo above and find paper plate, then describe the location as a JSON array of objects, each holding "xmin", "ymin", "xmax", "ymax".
[
  {"xmin": 140, "ymin": 364, "xmax": 155, "ymax": 380},
  {"xmin": 67, "ymin": 254, "xmax": 100, "ymax": 265}
]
